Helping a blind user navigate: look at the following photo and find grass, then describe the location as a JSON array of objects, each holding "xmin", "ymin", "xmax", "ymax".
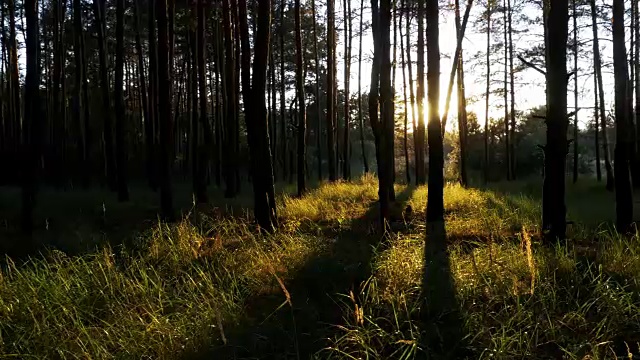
[{"xmin": 0, "ymin": 175, "xmax": 639, "ymax": 359}]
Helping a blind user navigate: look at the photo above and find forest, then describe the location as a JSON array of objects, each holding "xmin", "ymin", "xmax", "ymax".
[{"xmin": 1, "ymin": 0, "xmax": 640, "ymax": 358}]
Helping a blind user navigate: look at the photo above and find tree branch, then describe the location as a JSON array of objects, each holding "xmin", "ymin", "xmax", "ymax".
[{"xmin": 517, "ymin": 55, "xmax": 546, "ymax": 76}]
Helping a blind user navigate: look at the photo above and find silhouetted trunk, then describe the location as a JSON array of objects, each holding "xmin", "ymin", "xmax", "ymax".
[
  {"xmin": 572, "ymin": 0, "xmax": 579, "ymax": 183},
  {"xmin": 369, "ymin": 0, "xmax": 382, "ymax": 181},
  {"xmin": 405, "ymin": 2, "xmax": 417, "ymax": 183},
  {"xmin": 222, "ymin": 0, "xmax": 239, "ymax": 197},
  {"xmin": 379, "ymin": 0, "xmax": 393, "ymax": 228},
  {"xmin": 156, "ymin": 0, "xmax": 175, "ymax": 220},
  {"xmin": 484, "ymin": 0, "xmax": 491, "ymax": 183},
  {"xmin": 8, "ymin": 0, "xmax": 21, "ymax": 184},
  {"xmin": 238, "ymin": 0, "xmax": 278, "ymax": 232},
  {"xmin": 280, "ymin": 0, "xmax": 288, "ymax": 179},
  {"xmin": 343, "ymin": 0, "xmax": 352, "ymax": 180},
  {"xmin": 93, "ymin": 0, "xmax": 117, "ymax": 190},
  {"xmin": 358, "ymin": 0, "xmax": 368, "ymax": 174},
  {"xmin": 197, "ymin": 0, "xmax": 212, "ymax": 202},
  {"xmin": 72, "ymin": 0, "xmax": 86, "ymax": 187},
  {"xmin": 590, "ymin": 0, "xmax": 614, "ymax": 190},
  {"xmin": 311, "ymin": 0, "xmax": 323, "ymax": 179},
  {"xmin": 327, "ymin": 0, "xmax": 337, "ymax": 181},
  {"xmin": 612, "ymin": 0, "xmax": 633, "ymax": 231},
  {"xmin": 415, "ymin": 0, "xmax": 426, "ymax": 184},
  {"xmin": 400, "ymin": 3, "xmax": 410, "ymax": 184},
  {"xmin": 502, "ymin": 0, "xmax": 510, "ymax": 180},
  {"xmin": 454, "ymin": 0, "xmax": 468, "ymax": 187},
  {"xmin": 635, "ymin": 0, "xmax": 640, "ymax": 188},
  {"xmin": 542, "ymin": 0, "xmax": 568, "ymax": 241},
  {"xmin": 79, "ymin": 3, "xmax": 91, "ymax": 188},
  {"xmin": 114, "ymin": 0, "xmax": 129, "ymax": 201},
  {"xmin": 21, "ymin": 0, "xmax": 41, "ymax": 240},
  {"xmin": 507, "ymin": 0, "xmax": 516, "ymax": 179},
  {"xmin": 52, "ymin": 0, "xmax": 67, "ymax": 186},
  {"xmin": 594, "ymin": 72, "xmax": 601, "ymax": 181},
  {"xmin": 269, "ymin": 41, "xmax": 278, "ymax": 179},
  {"xmin": 294, "ymin": 0, "xmax": 307, "ymax": 195}
]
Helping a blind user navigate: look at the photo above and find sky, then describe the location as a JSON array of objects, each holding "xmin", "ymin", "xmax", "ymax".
[{"xmin": 333, "ymin": 0, "xmax": 620, "ymax": 133}]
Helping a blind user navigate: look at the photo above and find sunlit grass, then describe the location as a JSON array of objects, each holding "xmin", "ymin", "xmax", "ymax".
[{"xmin": 1, "ymin": 176, "xmax": 638, "ymax": 358}]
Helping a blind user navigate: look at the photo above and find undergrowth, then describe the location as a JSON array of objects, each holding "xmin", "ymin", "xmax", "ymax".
[{"xmin": 0, "ymin": 176, "xmax": 638, "ymax": 359}]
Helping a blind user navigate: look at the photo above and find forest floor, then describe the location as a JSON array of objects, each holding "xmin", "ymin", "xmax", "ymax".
[{"xmin": 1, "ymin": 175, "xmax": 639, "ymax": 359}]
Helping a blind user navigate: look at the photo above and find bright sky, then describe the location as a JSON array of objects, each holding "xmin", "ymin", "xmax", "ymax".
[{"xmin": 335, "ymin": 0, "xmax": 619, "ymax": 133}]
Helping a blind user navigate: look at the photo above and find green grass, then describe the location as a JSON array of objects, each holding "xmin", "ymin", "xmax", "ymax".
[{"xmin": 1, "ymin": 176, "xmax": 639, "ymax": 359}]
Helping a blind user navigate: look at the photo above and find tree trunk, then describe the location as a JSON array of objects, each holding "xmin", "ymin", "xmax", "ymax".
[
  {"xmin": 115, "ymin": 0, "xmax": 129, "ymax": 201},
  {"xmin": 343, "ymin": 0, "xmax": 352, "ymax": 180},
  {"xmin": 503, "ymin": 0, "xmax": 511, "ymax": 181},
  {"xmin": 196, "ymin": 0, "xmax": 212, "ymax": 202},
  {"xmin": 484, "ymin": 0, "xmax": 491, "ymax": 183},
  {"xmin": 294, "ymin": 0, "xmax": 307, "ymax": 196},
  {"xmin": 8, "ymin": 0, "xmax": 21, "ymax": 185},
  {"xmin": 237, "ymin": 0, "xmax": 278, "ymax": 232},
  {"xmin": 405, "ymin": 3, "xmax": 417, "ymax": 184},
  {"xmin": 635, "ymin": 0, "xmax": 640, "ymax": 188},
  {"xmin": 52, "ymin": 0, "xmax": 66, "ymax": 187},
  {"xmin": 327, "ymin": 0, "xmax": 337, "ymax": 181},
  {"xmin": 93, "ymin": 0, "xmax": 117, "ymax": 191},
  {"xmin": 72, "ymin": 0, "xmax": 86, "ymax": 187},
  {"xmin": 415, "ymin": 0, "xmax": 426, "ymax": 184},
  {"xmin": 594, "ymin": 70, "xmax": 601, "ymax": 181},
  {"xmin": 507, "ymin": 0, "xmax": 516, "ymax": 179},
  {"xmin": 280, "ymin": 0, "xmax": 288, "ymax": 180},
  {"xmin": 156, "ymin": 0, "xmax": 175, "ymax": 220},
  {"xmin": 572, "ymin": 0, "xmax": 579, "ymax": 183},
  {"xmin": 379, "ymin": 0, "xmax": 393, "ymax": 229},
  {"xmin": 358, "ymin": 0, "xmax": 369, "ymax": 174},
  {"xmin": 400, "ymin": 1, "xmax": 411, "ymax": 184},
  {"xmin": 542, "ymin": 0, "xmax": 569, "ymax": 241},
  {"xmin": 222, "ymin": 0, "xmax": 239, "ymax": 197},
  {"xmin": 311, "ymin": 0, "xmax": 323, "ymax": 179},
  {"xmin": 21, "ymin": 0, "xmax": 41, "ymax": 241},
  {"xmin": 612, "ymin": 0, "xmax": 634, "ymax": 231},
  {"xmin": 454, "ymin": 0, "xmax": 468, "ymax": 187},
  {"xmin": 590, "ymin": 0, "xmax": 614, "ymax": 190}
]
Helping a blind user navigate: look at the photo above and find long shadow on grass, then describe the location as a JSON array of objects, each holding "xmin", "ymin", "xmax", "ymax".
[{"xmin": 195, "ymin": 186, "xmax": 417, "ymax": 359}]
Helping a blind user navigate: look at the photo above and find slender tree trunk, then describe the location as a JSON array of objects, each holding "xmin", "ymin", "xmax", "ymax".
[
  {"xmin": 635, "ymin": 0, "xmax": 640, "ymax": 187},
  {"xmin": 590, "ymin": 0, "xmax": 614, "ymax": 190},
  {"xmin": 270, "ymin": 42, "xmax": 278, "ymax": 180},
  {"xmin": 542, "ymin": 0, "xmax": 569, "ymax": 241},
  {"xmin": 222, "ymin": 0, "xmax": 239, "ymax": 197},
  {"xmin": 8, "ymin": 0, "xmax": 21, "ymax": 184},
  {"xmin": 237, "ymin": 0, "xmax": 278, "ymax": 232},
  {"xmin": 311, "ymin": 0, "xmax": 323, "ymax": 179},
  {"xmin": 196, "ymin": 0, "xmax": 212, "ymax": 202},
  {"xmin": 415, "ymin": 0, "xmax": 426, "ymax": 184},
  {"xmin": 484, "ymin": 0, "xmax": 491, "ymax": 183},
  {"xmin": 572, "ymin": 0, "xmax": 579, "ymax": 183},
  {"xmin": 280, "ymin": 0, "xmax": 288, "ymax": 179},
  {"xmin": 72, "ymin": 0, "xmax": 86, "ymax": 187},
  {"xmin": 79, "ymin": 6, "xmax": 91, "ymax": 188},
  {"xmin": 507, "ymin": 0, "xmax": 516, "ymax": 179},
  {"xmin": 358, "ymin": 0, "xmax": 369, "ymax": 174},
  {"xmin": 93, "ymin": 0, "xmax": 117, "ymax": 190},
  {"xmin": 400, "ymin": 4, "xmax": 410, "ymax": 184},
  {"xmin": 454, "ymin": 0, "xmax": 468, "ymax": 187},
  {"xmin": 343, "ymin": 0, "xmax": 352, "ymax": 180},
  {"xmin": 503, "ymin": 0, "xmax": 511, "ymax": 180},
  {"xmin": 379, "ymin": 0, "xmax": 393, "ymax": 229},
  {"xmin": 52, "ymin": 0, "xmax": 66, "ymax": 186},
  {"xmin": 594, "ymin": 71, "xmax": 601, "ymax": 181},
  {"xmin": 369, "ymin": 0, "xmax": 382, "ymax": 184},
  {"xmin": 156, "ymin": 0, "xmax": 175, "ymax": 220},
  {"xmin": 21, "ymin": 0, "xmax": 42, "ymax": 240},
  {"xmin": 327, "ymin": 0, "xmax": 337, "ymax": 181},
  {"xmin": 612, "ymin": 0, "xmax": 633, "ymax": 231},
  {"xmin": 294, "ymin": 0, "xmax": 307, "ymax": 195},
  {"xmin": 114, "ymin": 0, "xmax": 129, "ymax": 201},
  {"xmin": 405, "ymin": 3, "xmax": 417, "ymax": 183}
]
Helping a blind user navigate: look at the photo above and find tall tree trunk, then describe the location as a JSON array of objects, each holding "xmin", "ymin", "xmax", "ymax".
[
  {"xmin": 237, "ymin": 0, "xmax": 278, "ymax": 232},
  {"xmin": 507, "ymin": 0, "xmax": 516, "ymax": 179},
  {"xmin": 280, "ymin": 0, "xmax": 288, "ymax": 180},
  {"xmin": 93, "ymin": 0, "xmax": 117, "ymax": 190},
  {"xmin": 635, "ymin": 0, "xmax": 640, "ymax": 187},
  {"xmin": 400, "ymin": 4, "xmax": 410, "ymax": 184},
  {"xmin": 196, "ymin": 0, "xmax": 212, "ymax": 202},
  {"xmin": 542, "ymin": 0, "xmax": 569, "ymax": 241},
  {"xmin": 454, "ymin": 0, "xmax": 468, "ymax": 187},
  {"xmin": 503, "ymin": 0, "xmax": 511, "ymax": 180},
  {"xmin": 343, "ymin": 0, "xmax": 352, "ymax": 180},
  {"xmin": 405, "ymin": 3, "xmax": 417, "ymax": 183},
  {"xmin": 612, "ymin": 0, "xmax": 634, "ymax": 231},
  {"xmin": 590, "ymin": 0, "xmax": 614, "ymax": 190},
  {"xmin": 115, "ymin": 0, "xmax": 129, "ymax": 201},
  {"xmin": 379, "ymin": 0, "xmax": 393, "ymax": 228},
  {"xmin": 189, "ymin": 28, "xmax": 201, "ymax": 203},
  {"xmin": 8, "ymin": 0, "xmax": 21, "ymax": 184},
  {"xmin": 270, "ymin": 41, "xmax": 278, "ymax": 179},
  {"xmin": 52, "ymin": 0, "xmax": 66, "ymax": 187},
  {"xmin": 415, "ymin": 0, "xmax": 426, "ymax": 184},
  {"xmin": 311, "ymin": 0, "xmax": 323, "ymax": 179},
  {"xmin": 358, "ymin": 0, "xmax": 369, "ymax": 174},
  {"xmin": 484, "ymin": 0, "xmax": 491, "ymax": 183},
  {"xmin": 156, "ymin": 0, "xmax": 175, "ymax": 220},
  {"xmin": 72, "ymin": 0, "xmax": 86, "ymax": 187},
  {"xmin": 294, "ymin": 0, "xmax": 307, "ymax": 195},
  {"xmin": 222, "ymin": 0, "xmax": 239, "ymax": 197},
  {"xmin": 369, "ymin": 0, "xmax": 382, "ymax": 185},
  {"xmin": 21, "ymin": 0, "xmax": 41, "ymax": 241},
  {"xmin": 594, "ymin": 70, "xmax": 601, "ymax": 181},
  {"xmin": 79, "ymin": 3, "xmax": 91, "ymax": 188},
  {"xmin": 572, "ymin": 0, "xmax": 579, "ymax": 183},
  {"xmin": 327, "ymin": 0, "xmax": 337, "ymax": 181}
]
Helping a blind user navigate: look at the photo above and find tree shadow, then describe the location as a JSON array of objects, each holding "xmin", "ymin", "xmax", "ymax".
[
  {"xmin": 191, "ymin": 186, "xmax": 418, "ymax": 359},
  {"xmin": 420, "ymin": 220, "xmax": 469, "ymax": 358}
]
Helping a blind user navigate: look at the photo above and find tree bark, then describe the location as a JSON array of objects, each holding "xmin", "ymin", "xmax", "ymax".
[
  {"xmin": 156, "ymin": 0, "xmax": 175, "ymax": 220},
  {"xmin": 237, "ymin": 0, "xmax": 278, "ymax": 232},
  {"xmin": 572, "ymin": 0, "xmax": 579, "ymax": 183},
  {"xmin": 115, "ymin": 0, "xmax": 129, "ymax": 201},
  {"xmin": 400, "ymin": 1, "xmax": 411, "ymax": 184},
  {"xmin": 454, "ymin": 0, "xmax": 468, "ymax": 187},
  {"xmin": 196, "ymin": 0, "xmax": 212, "ymax": 202},
  {"xmin": 503, "ymin": 0, "xmax": 511, "ymax": 180},
  {"xmin": 594, "ymin": 69, "xmax": 601, "ymax": 181},
  {"xmin": 294, "ymin": 0, "xmax": 307, "ymax": 195},
  {"xmin": 415, "ymin": 0, "xmax": 426, "ymax": 184},
  {"xmin": 280, "ymin": 0, "xmax": 288, "ymax": 179},
  {"xmin": 311, "ymin": 0, "xmax": 323, "ymax": 179},
  {"xmin": 379, "ymin": 0, "xmax": 394, "ymax": 229},
  {"xmin": 507, "ymin": 0, "xmax": 516, "ymax": 179},
  {"xmin": 222, "ymin": 0, "xmax": 240, "ymax": 197},
  {"xmin": 327, "ymin": 0, "xmax": 337, "ymax": 181},
  {"xmin": 343, "ymin": 0, "xmax": 352, "ymax": 180},
  {"xmin": 612, "ymin": 0, "xmax": 634, "ymax": 232},
  {"xmin": 484, "ymin": 0, "xmax": 491, "ymax": 183},
  {"xmin": 542, "ymin": 0, "xmax": 569, "ymax": 241},
  {"xmin": 358, "ymin": 0, "xmax": 369, "ymax": 174}
]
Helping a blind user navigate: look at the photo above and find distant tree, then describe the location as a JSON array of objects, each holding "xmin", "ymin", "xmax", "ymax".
[
  {"xmin": 415, "ymin": 0, "xmax": 426, "ymax": 184},
  {"xmin": 294, "ymin": 0, "xmax": 307, "ymax": 195},
  {"xmin": 342, "ymin": 0, "xmax": 352, "ymax": 180},
  {"xmin": 454, "ymin": 0, "xmax": 468, "ymax": 187},
  {"xmin": 327, "ymin": 0, "xmax": 337, "ymax": 181},
  {"xmin": 358, "ymin": 0, "xmax": 369, "ymax": 174},
  {"xmin": 115, "ymin": 0, "xmax": 129, "ymax": 201}
]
